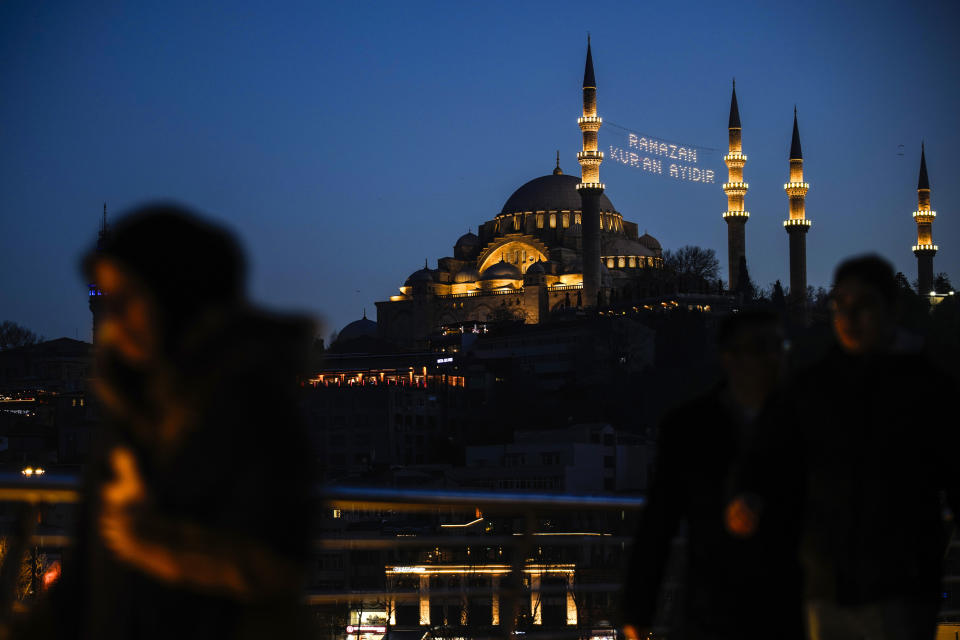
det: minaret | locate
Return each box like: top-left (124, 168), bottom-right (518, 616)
top-left (576, 36), bottom-right (604, 307)
top-left (722, 80), bottom-right (749, 292)
top-left (89, 203), bottom-right (110, 340)
top-left (912, 143), bottom-right (937, 295)
top-left (783, 108), bottom-right (811, 303)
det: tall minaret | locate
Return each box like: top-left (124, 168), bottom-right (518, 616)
top-left (576, 36), bottom-right (604, 307)
top-left (722, 80), bottom-right (749, 292)
top-left (912, 143), bottom-right (937, 295)
top-left (783, 107), bottom-right (811, 303)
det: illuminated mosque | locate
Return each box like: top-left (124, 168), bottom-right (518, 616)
top-left (375, 40), bottom-right (670, 346)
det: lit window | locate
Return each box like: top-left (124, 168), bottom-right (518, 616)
top-left (618, 257), bottom-right (625, 268)
top-left (333, 509), bottom-right (342, 519)
top-left (549, 213), bottom-right (556, 229)
top-left (562, 213), bottom-right (570, 228)
top-left (536, 213), bottom-right (544, 229)
top-left (575, 213), bottom-right (582, 225)
top-left (629, 257), bottom-right (636, 268)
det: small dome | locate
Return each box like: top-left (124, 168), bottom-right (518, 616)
top-left (526, 260), bottom-right (546, 275)
top-left (404, 266), bottom-right (434, 286)
top-left (338, 315), bottom-right (378, 342)
top-left (638, 232), bottom-right (661, 251)
top-left (480, 259), bottom-right (522, 281)
top-left (453, 265), bottom-right (480, 283)
top-left (455, 231), bottom-right (479, 247)
top-left (454, 231), bottom-right (481, 260)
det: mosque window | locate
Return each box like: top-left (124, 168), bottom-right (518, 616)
top-left (606, 258), bottom-right (614, 269)
top-left (628, 257), bottom-right (636, 268)
top-left (618, 257), bottom-right (625, 268)
top-left (536, 213), bottom-right (544, 229)
top-left (562, 212), bottom-right (570, 228)
top-left (513, 215), bottom-right (520, 231)
top-left (575, 213), bottom-right (582, 225)
top-left (549, 213), bottom-right (556, 229)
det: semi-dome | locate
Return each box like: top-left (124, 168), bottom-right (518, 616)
top-left (338, 314), bottom-right (378, 342)
top-left (500, 174), bottom-right (616, 215)
top-left (603, 237), bottom-right (655, 257)
top-left (480, 259), bottom-right (522, 281)
top-left (453, 265), bottom-right (480, 283)
top-left (638, 232), bottom-right (661, 251)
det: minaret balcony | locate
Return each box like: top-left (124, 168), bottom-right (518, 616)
top-left (577, 150), bottom-right (604, 161)
top-left (912, 210), bottom-right (936, 220)
top-left (722, 211), bottom-right (750, 220)
top-left (723, 153), bottom-right (746, 167)
top-left (783, 219), bottom-right (812, 228)
top-left (578, 116), bottom-right (602, 132)
top-left (784, 182), bottom-right (809, 196)
top-left (722, 181), bottom-right (748, 192)
top-left (912, 244), bottom-right (938, 252)
top-left (576, 182), bottom-right (606, 191)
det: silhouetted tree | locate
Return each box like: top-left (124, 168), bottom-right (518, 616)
top-left (771, 280), bottom-right (786, 311)
top-left (0, 321), bottom-right (40, 350)
top-left (934, 272), bottom-right (954, 294)
top-left (664, 246), bottom-right (719, 292)
top-left (894, 272), bottom-right (912, 292)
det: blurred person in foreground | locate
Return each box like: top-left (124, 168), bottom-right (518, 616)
top-left (621, 309), bottom-right (804, 640)
top-left (27, 204), bottom-right (316, 639)
top-left (727, 255), bottom-right (959, 640)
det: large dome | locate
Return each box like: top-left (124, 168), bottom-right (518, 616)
top-left (501, 174), bottom-right (616, 215)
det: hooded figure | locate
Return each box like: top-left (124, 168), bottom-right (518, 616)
top-left (28, 204), bottom-right (316, 639)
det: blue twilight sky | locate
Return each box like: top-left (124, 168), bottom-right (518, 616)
top-left (1, 0), bottom-right (958, 342)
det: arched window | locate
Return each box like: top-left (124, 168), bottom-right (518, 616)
top-left (606, 258), bottom-right (614, 269)
top-left (574, 213), bottom-right (582, 225)
top-left (549, 213), bottom-right (556, 229)
top-left (562, 212), bottom-right (570, 228)
top-left (618, 257), bottom-right (625, 268)
top-left (628, 257), bottom-right (636, 268)
top-left (536, 213), bottom-right (544, 229)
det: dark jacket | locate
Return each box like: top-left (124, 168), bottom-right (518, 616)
top-left (739, 346), bottom-right (959, 606)
top-left (35, 309), bottom-right (315, 639)
top-left (621, 385), bottom-right (804, 639)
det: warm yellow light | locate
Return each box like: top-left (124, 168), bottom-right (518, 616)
top-left (783, 219), bottom-right (812, 227)
top-left (912, 244), bottom-right (938, 251)
top-left (21, 467), bottom-right (33, 476)
top-left (912, 211), bottom-right (937, 219)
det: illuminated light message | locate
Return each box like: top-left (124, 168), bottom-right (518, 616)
top-left (605, 122), bottom-right (718, 185)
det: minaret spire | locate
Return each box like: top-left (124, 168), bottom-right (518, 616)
top-left (790, 106), bottom-right (803, 160)
top-left (553, 150), bottom-right (563, 175)
top-left (583, 34), bottom-right (596, 89)
top-left (784, 108), bottom-right (811, 306)
top-left (576, 37), bottom-right (604, 307)
top-left (912, 142), bottom-right (937, 295)
top-left (723, 79), bottom-right (749, 292)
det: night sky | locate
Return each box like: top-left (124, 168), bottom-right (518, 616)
top-left (2, 1), bottom-right (958, 342)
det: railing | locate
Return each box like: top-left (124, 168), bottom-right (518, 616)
top-left (1, 475), bottom-right (958, 638)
